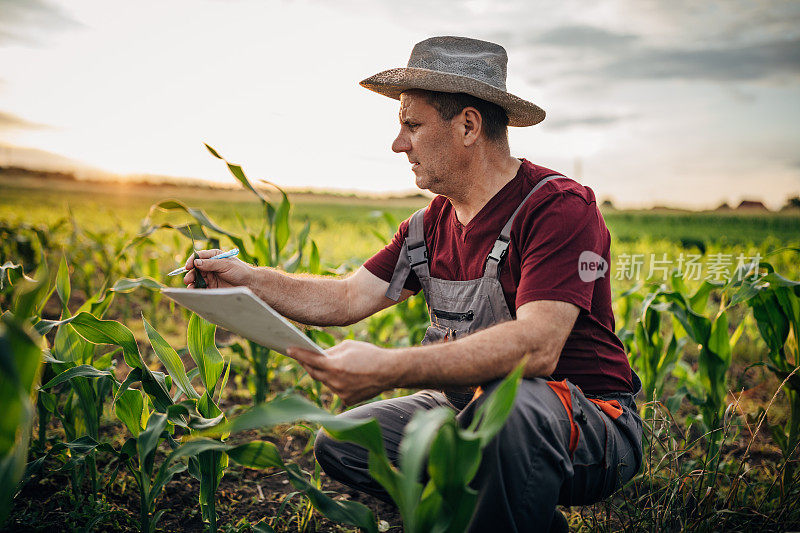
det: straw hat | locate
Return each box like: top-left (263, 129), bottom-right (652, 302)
top-left (360, 36), bottom-right (545, 127)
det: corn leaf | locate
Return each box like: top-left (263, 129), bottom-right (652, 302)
top-left (142, 315), bottom-right (200, 400)
top-left (115, 389), bottom-right (145, 437)
top-left (187, 314), bottom-right (224, 396)
top-left (40, 364), bottom-right (116, 390)
top-left (55, 257), bottom-right (70, 313)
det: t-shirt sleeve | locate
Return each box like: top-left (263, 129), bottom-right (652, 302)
top-left (363, 217), bottom-right (423, 293)
top-left (514, 192), bottom-right (606, 313)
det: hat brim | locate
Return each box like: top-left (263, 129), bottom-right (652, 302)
top-left (360, 67), bottom-right (545, 127)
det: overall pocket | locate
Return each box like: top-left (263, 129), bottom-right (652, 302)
top-left (548, 380), bottom-right (611, 506)
top-left (431, 308), bottom-right (475, 322)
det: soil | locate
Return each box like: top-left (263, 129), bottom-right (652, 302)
top-left (2, 426), bottom-right (402, 533)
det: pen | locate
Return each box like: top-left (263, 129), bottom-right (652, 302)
top-left (168, 248), bottom-right (240, 276)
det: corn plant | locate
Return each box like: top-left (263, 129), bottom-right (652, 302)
top-left (46, 310), bottom-right (378, 531)
top-left (0, 310), bottom-right (44, 526)
top-left (206, 144), bottom-right (324, 405)
top-left (620, 285), bottom-right (687, 417)
top-left (142, 312), bottom-right (231, 531)
top-left (214, 360), bottom-right (525, 532)
top-left (134, 145), bottom-right (324, 406)
top-left (727, 258), bottom-right (800, 488)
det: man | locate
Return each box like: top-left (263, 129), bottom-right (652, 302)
top-left (184, 36), bottom-right (642, 532)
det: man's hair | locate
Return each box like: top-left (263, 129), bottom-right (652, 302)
top-left (420, 90), bottom-right (509, 143)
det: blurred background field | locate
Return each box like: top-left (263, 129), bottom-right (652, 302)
top-left (4, 168), bottom-right (800, 267)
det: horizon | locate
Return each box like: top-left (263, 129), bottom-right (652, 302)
top-left (0, 1), bottom-right (798, 210)
top-left (5, 164), bottom-right (795, 212)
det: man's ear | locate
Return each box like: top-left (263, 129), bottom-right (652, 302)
top-left (460, 107), bottom-right (482, 147)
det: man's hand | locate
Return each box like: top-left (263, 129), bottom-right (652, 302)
top-left (287, 340), bottom-right (397, 405)
top-left (183, 248), bottom-right (255, 289)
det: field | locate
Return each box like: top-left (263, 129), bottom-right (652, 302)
top-left (2, 166), bottom-right (800, 532)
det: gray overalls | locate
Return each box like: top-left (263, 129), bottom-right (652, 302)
top-left (313, 175), bottom-right (644, 531)
top-left (384, 174), bottom-right (563, 409)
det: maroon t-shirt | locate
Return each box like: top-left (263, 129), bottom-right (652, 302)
top-left (364, 159), bottom-right (633, 394)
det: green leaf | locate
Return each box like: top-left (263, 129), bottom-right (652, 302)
top-left (40, 364), bottom-right (116, 390)
top-left (253, 521), bottom-right (276, 533)
top-left (187, 314), bottom-right (224, 395)
top-left (142, 316), bottom-right (200, 400)
top-left (229, 163), bottom-right (268, 203)
top-left (66, 312), bottom-right (172, 412)
top-left (0, 314), bottom-right (43, 524)
top-left (139, 412), bottom-right (168, 476)
top-left (110, 277), bottom-right (163, 293)
top-left (283, 462), bottom-right (377, 533)
top-left (226, 440), bottom-right (283, 469)
top-left (689, 281), bottom-right (719, 314)
top-left (428, 423), bottom-right (481, 502)
top-left (148, 461), bottom-right (187, 512)
top-left (204, 143), bottom-right (222, 159)
top-left (216, 357), bottom-right (230, 404)
top-left (197, 391), bottom-right (222, 420)
top-left (204, 145), bottom-right (268, 203)
top-left (273, 191), bottom-right (291, 256)
top-left (161, 435), bottom-right (378, 532)
top-left (467, 360), bottom-right (525, 447)
top-left (12, 266), bottom-right (53, 320)
top-left (115, 389), bottom-right (145, 437)
top-left (68, 312), bottom-right (141, 369)
top-left (53, 321), bottom-right (94, 364)
top-left (219, 395), bottom-right (384, 454)
top-left (56, 257), bottom-right (70, 313)
top-left (0, 261), bottom-right (34, 290)
top-left (309, 241), bottom-right (320, 274)
top-left (396, 407), bottom-right (453, 516)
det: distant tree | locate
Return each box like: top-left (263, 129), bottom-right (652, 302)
top-left (783, 195), bottom-right (800, 210)
top-left (600, 199), bottom-right (615, 210)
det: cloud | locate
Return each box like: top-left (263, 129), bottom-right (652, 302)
top-left (0, 110), bottom-right (49, 131)
top-left (533, 25), bottom-right (638, 50)
top-left (0, 0), bottom-right (82, 46)
top-left (543, 113), bottom-right (635, 131)
top-left (603, 37), bottom-right (800, 81)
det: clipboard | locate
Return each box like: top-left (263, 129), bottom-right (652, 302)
top-left (161, 287), bottom-right (326, 356)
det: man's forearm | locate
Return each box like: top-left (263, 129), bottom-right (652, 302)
top-left (389, 300), bottom-right (579, 390)
top-left (248, 267), bottom-right (350, 326)
top-left (287, 301), bottom-right (578, 406)
top-left (392, 319), bottom-right (560, 389)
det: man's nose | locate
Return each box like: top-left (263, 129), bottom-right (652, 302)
top-left (392, 130), bottom-right (410, 153)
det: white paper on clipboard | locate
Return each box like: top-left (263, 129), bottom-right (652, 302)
top-left (161, 286), bottom-right (326, 356)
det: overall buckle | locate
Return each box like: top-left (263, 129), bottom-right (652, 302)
top-left (408, 241), bottom-right (428, 267)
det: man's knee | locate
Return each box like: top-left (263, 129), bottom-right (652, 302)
top-left (313, 428), bottom-right (337, 472)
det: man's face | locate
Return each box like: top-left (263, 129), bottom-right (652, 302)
top-left (392, 91), bottom-right (462, 194)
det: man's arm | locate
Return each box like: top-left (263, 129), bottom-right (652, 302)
top-left (184, 250), bottom-right (413, 326)
top-left (288, 299), bottom-right (579, 405)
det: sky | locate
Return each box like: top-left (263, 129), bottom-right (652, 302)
top-left (0, 0), bottom-right (798, 209)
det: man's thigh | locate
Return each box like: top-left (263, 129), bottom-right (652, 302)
top-left (546, 380), bottom-right (643, 506)
top-left (459, 378), bottom-right (642, 508)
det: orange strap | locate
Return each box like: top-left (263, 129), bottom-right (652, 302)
top-left (547, 380), bottom-right (580, 458)
top-left (588, 398), bottom-right (623, 420)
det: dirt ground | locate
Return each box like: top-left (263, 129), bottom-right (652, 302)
top-left (3, 426), bottom-right (403, 533)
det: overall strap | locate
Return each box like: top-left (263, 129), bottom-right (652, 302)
top-left (385, 208), bottom-right (428, 301)
top-left (484, 174), bottom-right (564, 279)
